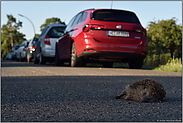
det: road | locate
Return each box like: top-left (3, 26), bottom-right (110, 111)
top-left (1, 60), bottom-right (182, 122)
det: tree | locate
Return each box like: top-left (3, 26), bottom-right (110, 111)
top-left (35, 34), bottom-right (40, 38)
top-left (147, 17), bottom-right (182, 61)
top-left (1, 14), bottom-right (26, 59)
top-left (40, 17), bottom-right (66, 31)
top-left (7, 14), bottom-right (16, 50)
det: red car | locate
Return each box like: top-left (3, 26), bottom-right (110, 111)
top-left (55, 9), bottom-right (147, 69)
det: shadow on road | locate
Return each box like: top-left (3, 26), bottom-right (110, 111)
top-left (1, 60), bottom-right (118, 68)
top-left (1, 60), bottom-right (71, 68)
top-left (0, 60), bottom-right (158, 70)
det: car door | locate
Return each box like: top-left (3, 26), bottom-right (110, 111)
top-left (39, 26), bottom-right (50, 50)
top-left (17, 41), bottom-right (24, 58)
top-left (20, 41), bottom-right (26, 58)
top-left (35, 26), bottom-right (49, 57)
top-left (58, 15), bottom-right (77, 59)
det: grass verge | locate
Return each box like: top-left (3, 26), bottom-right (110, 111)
top-left (153, 58), bottom-right (182, 72)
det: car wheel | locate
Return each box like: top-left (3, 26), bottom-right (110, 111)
top-left (71, 42), bottom-right (83, 67)
top-left (55, 48), bottom-right (64, 66)
top-left (39, 53), bottom-right (46, 64)
top-left (16, 57), bottom-right (19, 61)
top-left (24, 56), bottom-right (27, 62)
top-left (34, 54), bottom-right (39, 64)
top-left (128, 58), bottom-right (143, 69)
top-left (20, 53), bottom-right (23, 62)
top-left (102, 62), bottom-right (113, 68)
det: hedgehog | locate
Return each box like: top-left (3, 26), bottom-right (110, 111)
top-left (115, 78), bottom-right (166, 102)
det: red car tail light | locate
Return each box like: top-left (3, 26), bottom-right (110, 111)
top-left (91, 25), bottom-right (104, 29)
top-left (83, 24), bottom-right (92, 32)
top-left (44, 35), bottom-right (51, 45)
top-left (23, 47), bottom-right (26, 51)
top-left (29, 46), bottom-right (35, 51)
top-left (139, 41), bottom-right (143, 45)
top-left (83, 24), bottom-right (104, 32)
top-left (134, 28), bottom-right (147, 36)
top-left (32, 46), bottom-right (35, 50)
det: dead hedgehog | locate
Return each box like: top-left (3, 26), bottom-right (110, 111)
top-left (115, 78), bottom-right (166, 102)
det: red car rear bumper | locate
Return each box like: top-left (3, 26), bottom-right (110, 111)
top-left (75, 34), bottom-right (147, 61)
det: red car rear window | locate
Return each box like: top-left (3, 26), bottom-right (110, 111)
top-left (91, 10), bottom-right (140, 24)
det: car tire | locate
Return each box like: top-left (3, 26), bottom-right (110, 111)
top-left (39, 53), bottom-right (46, 64)
top-left (16, 57), bottom-right (19, 61)
top-left (55, 48), bottom-right (64, 66)
top-left (71, 42), bottom-right (83, 67)
top-left (128, 58), bottom-right (143, 69)
top-left (20, 54), bottom-right (23, 62)
top-left (24, 55), bottom-right (27, 62)
top-left (34, 54), bottom-right (39, 64)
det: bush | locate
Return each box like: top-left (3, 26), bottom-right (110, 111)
top-left (143, 53), bottom-right (171, 68)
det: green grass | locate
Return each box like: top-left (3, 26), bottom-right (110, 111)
top-left (153, 58), bottom-right (182, 72)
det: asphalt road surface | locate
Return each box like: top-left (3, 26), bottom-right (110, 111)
top-left (1, 60), bottom-right (182, 122)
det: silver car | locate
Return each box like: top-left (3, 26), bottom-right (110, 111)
top-left (34, 24), bottom-right (66, 64)
top-left (12, 44), bottom-right (20, 60)
top-left (16, 40), bottom-right (29, 61)
top-left (6, 52), bottom-right (13, 60)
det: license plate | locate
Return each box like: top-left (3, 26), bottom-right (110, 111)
top-left (107, 31), bottom-right (129, 37)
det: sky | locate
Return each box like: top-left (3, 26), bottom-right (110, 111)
top-left (1, 1), bottom-right (182, 40)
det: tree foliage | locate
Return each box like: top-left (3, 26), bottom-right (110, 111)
top-left (1, 14), bottom-right (26, 59)
top-left (40, 17), bottom-right (66, 31)
top-left (34, 34), bottom-right (40, 38)
top-left (147, 17), bottom-right (182, 61)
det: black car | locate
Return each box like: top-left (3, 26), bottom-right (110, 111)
top-left (26, 38), bottom-right (38, 63)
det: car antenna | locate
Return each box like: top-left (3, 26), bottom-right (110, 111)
top-left (110, 1), bottom-right (113, 9)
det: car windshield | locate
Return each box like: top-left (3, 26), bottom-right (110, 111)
top-left (92, 10), bottom-right (140, 24)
